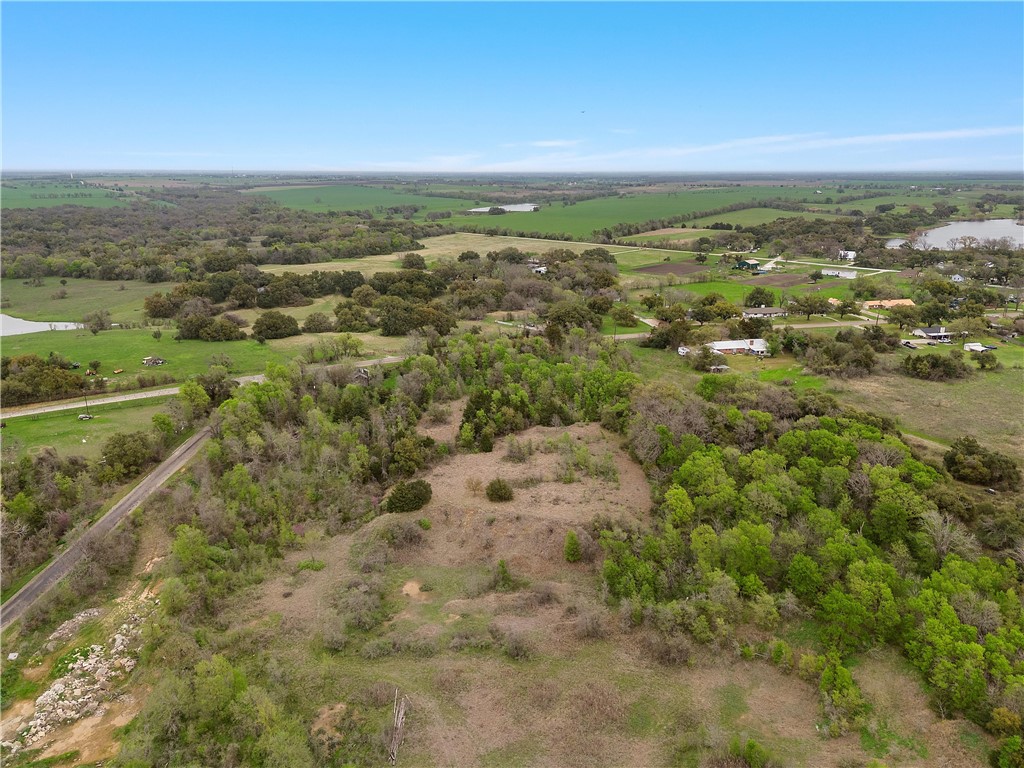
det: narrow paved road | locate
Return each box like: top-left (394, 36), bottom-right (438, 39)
top-left (0, 355), bottom-right (409, 629)
top-left (2, 357), bottom-right (406, 419)
top-left (0, 427), bottom-right (212, 630)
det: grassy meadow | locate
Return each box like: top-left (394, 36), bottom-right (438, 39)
top-left (1, 277), bottom-right (165, 324)
top-left (2, 327), bottom-right (293, 383)
top-left (253, 184), bottom-right (842, 239)
top-left (3, 397), bottom-right (174, 460)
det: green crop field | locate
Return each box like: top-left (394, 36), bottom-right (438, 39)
top-left (253, 184), bottom-right (842, 239)
top-left (620, 228), bottom-right (715, 244)
top-left (1, 277), bottom-right (163, 324)
top-left (244, 184), bottom-right (483, 215)
top-left (2, 327), bottom-right (292, 383)
top-left (3, 397), bottom-right (174, 459)
top-left (688, 207), bottom-right (844, 227)
top-left (440, 186), bottom-right (838, 238)
top-left (0, 182), bottom-right (131, 209)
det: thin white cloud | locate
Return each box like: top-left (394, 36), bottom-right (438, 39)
top-left (609, 128), bottom-right (636, 135)
top-left (759, 126), bottom-right (1024, 153)
top-left (529, 139), bottom-right (581, 148)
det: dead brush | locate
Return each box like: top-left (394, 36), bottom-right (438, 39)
top-left (575, 610), bottom-right (607, 640)
top-left (573, 682), bottom-right (626, 727)
top-left (433, 666), bottom-right (468, 695)
top-left (358, 680), bottom-right (397, 708)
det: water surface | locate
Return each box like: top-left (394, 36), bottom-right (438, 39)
top-left (0, 314), bottom-right (84, 336)
top-left (886, 219), bottom-right (1023, 249)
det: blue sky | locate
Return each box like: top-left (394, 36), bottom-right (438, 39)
top-left (2, 2), bottom-right (1022, 172)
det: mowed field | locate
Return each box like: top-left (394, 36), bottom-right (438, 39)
top-left (688, 207), bottom-right (845, 227)
top-left (253, 184), bottom-right (840, 239)
top-left (3, 397), bottom-right (174, 459)
top-left (1, 278), bottom-right (165, 324)
top-left (440, 186), bottom-right (836, 238)
top-left (258, 234), bottom-right (650, 275)
top-left (0, 182), bottom-right (131, 209)
top-left (2, 328), bottom-right (293, 384)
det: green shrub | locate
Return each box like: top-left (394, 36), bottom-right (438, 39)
top-left (296, 558), bottom-right (326, 572)
top-left (486, 478), bottom-right (514, 502)
top-left (564, 530), bottom-right (582, 563)
top-left (383, 480), bottom-right (432, 513)
top-left (417, 518), bottom-right (432, 530)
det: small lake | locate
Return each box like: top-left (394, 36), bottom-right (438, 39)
top-left (1, 314), bottom-right (83, 336)
top-left (886, 218), bottom-right (1024, 250)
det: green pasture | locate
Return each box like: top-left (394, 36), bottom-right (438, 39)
top-left (613, 248), bottom-right (703, 272)
top-left (244, 184), bottom-right (482, 215)
top-left (0, 182), bottom-right (131, 209)
top-left (599, 314), bottom-right (649, 336)
top-left (1, 277), bottom-right (163, 324)
top-left (440, 186), bottom-right (838, 238)
top-left (688, 208), bottom-right (843, 227)
top-left (835, 357), bottom-right (1024, 457)
top-left (2, 327), bottom-right (292, 382)
top-left (259, 251), bottom-right (408, 276)
top-left (621, 229), bottom-right (716, 244)
top-left (3, 397), bottom-right (174, 460)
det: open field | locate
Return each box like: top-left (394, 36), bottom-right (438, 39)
top-left (3, 397), bottom-right (173, 460)
top-left (832, 349), bottom-right (1024, 456)
top-left (1, 327), bottom-right (293, 384)
top-left (0, 182), bottom-right (131, 209)
top-left (688, 207), bottom-right (844, 227)
top-left (440, 186), bottom-right (842, 238)
top-left (635, 261), bottom-right (709, 277)
top-left (618, 228), bottom-right (716, 244)
top-left (259, 252), bottom-right (409, 276)
top-left (244, 184), bottom-right (482, 215)
top-left (254, 184), bottom-right (846, 239)
top-left (1, 277), bottom-right (165, 324)
top-left (256, 234), bottom-right (645, 277)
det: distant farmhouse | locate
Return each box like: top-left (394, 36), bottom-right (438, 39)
top-left (468, 203), bottom-right (540, 213)
top-left (950, 274), bottom-right (967, 283)
top-left (737, 259), bottom-right (760, 270)
top-left (741, 306), bottom-right (789, 319)
top-left (913, 326), bottom-right (954, 343)
top-left (838, 250), bottom-right (857, 261)
top-left (821, 268), bottom-right (858, 280)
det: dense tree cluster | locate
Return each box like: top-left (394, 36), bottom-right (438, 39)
top-left (601, 375), bottom-right (1024, 737)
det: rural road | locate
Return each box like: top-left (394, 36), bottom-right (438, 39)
top-left (0, 354), bottom-right (407, 629)
top-left (0, 427), bottom-right (212, 631)
top-left (2, 357), bottom-right (407, 419)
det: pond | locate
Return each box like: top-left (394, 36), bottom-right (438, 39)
top-left (0, 313), bottom-right (83, 336)
top-left (886, 218), bottom-right (1024, 250)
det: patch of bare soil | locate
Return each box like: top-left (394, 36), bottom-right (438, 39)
top-left (254, 533), bottom-right (356, 627)
top-left (402, 581), bottom-right (429, 601)
top-left (418, 395), bottom-right (468, 445)
top-left (411, 423), bottom-right (649, 580)
top-left (636, 261), bottom-right (708, 276)
top-left (744, 272), bottom-right (810, 287)
top-left (0, 700), bottom-right (34, 741)
top-left (37, 693), bottom-right (141, 763)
